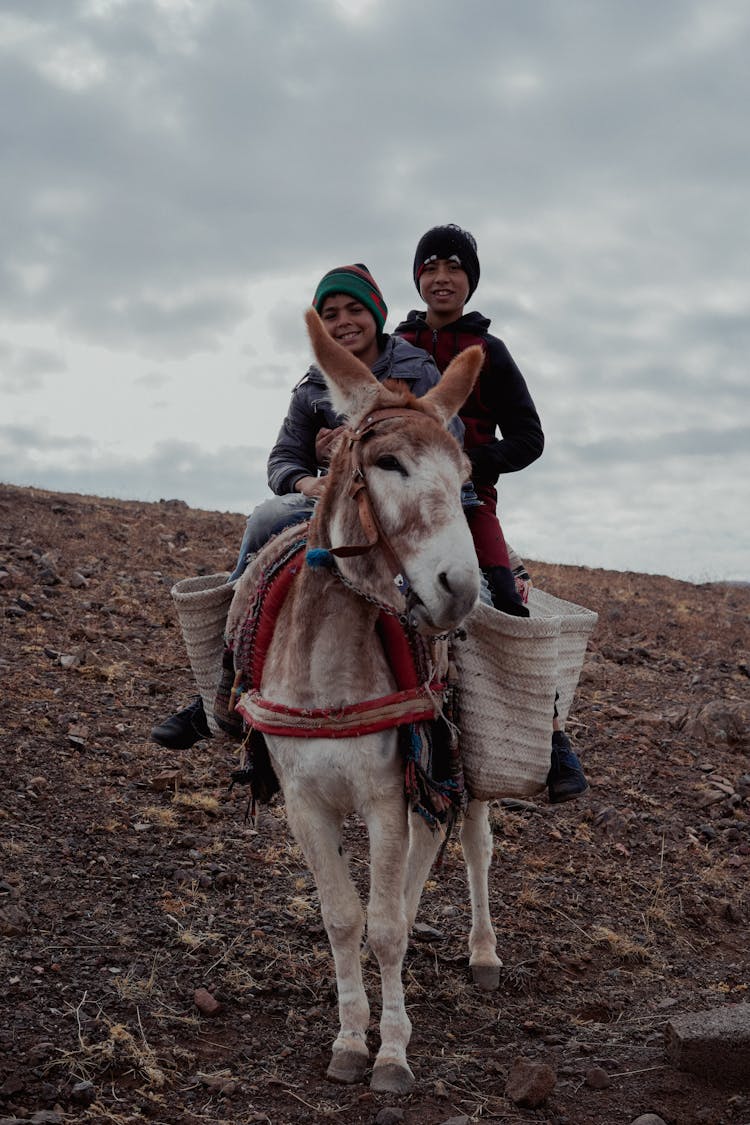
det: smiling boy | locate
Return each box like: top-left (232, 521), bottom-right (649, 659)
top-left (396, 224), bottom-right (588, 802)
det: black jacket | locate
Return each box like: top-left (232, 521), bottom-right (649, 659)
top-left (395, 310), bottom-right (544, 487)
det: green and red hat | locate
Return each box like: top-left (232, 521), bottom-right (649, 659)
top-left (313, 263), bottom-right (388, 332)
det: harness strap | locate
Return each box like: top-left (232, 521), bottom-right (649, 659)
top-left (234, 536), bottom-right (446, 739)
top-left (236, 684), bottom-right (443, 739)
top-left (327, 408), bottom-right (415, 593)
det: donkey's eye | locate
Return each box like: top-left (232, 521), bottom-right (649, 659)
top-left (375, 455), bottom-right (407, 476)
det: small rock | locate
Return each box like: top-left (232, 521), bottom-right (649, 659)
top-left (150, 769), bottom-right (183, 792)
top-left (412, 923), bottom-right (444, 942)
top-left (665, 1004), bottom-right (750, 1082)
top-left (505, 1056), bottom-right (557, 1108)
top-left (71, 1080), bottom-right (96, 1106)
top-left (0, 903), bottom-right (31, 936)
top-left (0, 1075), bottom-right (25, 1096)
top-left (585, 1065), bottom-right (611, 1089)
top-left (194, 987), bottom-right (222, 1017)
top-left (630, 1116), bottom-right (668, 1125)
top-left (440, 1117), bottom-right (470, 1125)
top-left (70, 572), bottom-right (89, 588)
top-left (375, 1109), bottom-right (404, 1125)
top-left (499, 797), bottom-right (540, 813)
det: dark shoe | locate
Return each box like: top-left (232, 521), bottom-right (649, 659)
top-left (151, 696), bottom-right (211, 749)
top-left (483, 565), bottom-right (530, 617)
top-left (547, 730), bottom-right (589, 803)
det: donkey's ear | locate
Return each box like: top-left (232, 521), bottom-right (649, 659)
top-left (420, 345), bottom-right (484, 426)
top-left (305, 308), bottom-right (381, 420)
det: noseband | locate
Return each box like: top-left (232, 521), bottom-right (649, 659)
top-left (328, 407), bottom-right (417, 599)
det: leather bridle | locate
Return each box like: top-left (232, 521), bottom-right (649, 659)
top-left (328, 407), bottom-right (417, 599)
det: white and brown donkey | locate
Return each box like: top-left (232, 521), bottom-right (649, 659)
top-left (228, 309), bottom-right (501, 1094)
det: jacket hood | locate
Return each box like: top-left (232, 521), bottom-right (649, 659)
top-left (395, 309), bottom-right (492, 336)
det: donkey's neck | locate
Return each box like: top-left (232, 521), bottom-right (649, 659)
top-left (261, 567), bottom-right (396, 711)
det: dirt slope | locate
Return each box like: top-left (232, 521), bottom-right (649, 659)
top-left (1, 482), bottom-right (748, 1125)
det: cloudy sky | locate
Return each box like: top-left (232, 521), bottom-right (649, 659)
top-left (2, 0), bottom-right (748, 583)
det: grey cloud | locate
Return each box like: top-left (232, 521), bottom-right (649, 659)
top-left (0, 424), bottom-right (268, 515)
top-left (545, 424), bottom-right (750, 465)
top-left (0, 341), bottom-right (67, 391)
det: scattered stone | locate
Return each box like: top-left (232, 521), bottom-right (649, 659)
top-left (505, 1056), bottom-right (557, 1108)
top-left (194, 987), bottom-right (222, 1017)
top-left (412, 923), bottom-right (444, 942)
top-left (70, 1080), bottom-right (96, 1106)
top-left (685, 700), bottom-right (749, 749)
top-left (665, 1004), bottom-right (750, 1083)
top-left (70, 571), bottom-right (89, 588)
top-left (67, 724), bottom-right (89, 746)
top-left (0, 903), bottom-right (30, 937)
top-left (630, 1116), bottom-right (668, 1125)
top-left (150, 769), bottom-right (183, 792)
top-left (585, 1065), bottom-right (611, 1089)
top-left (38, 566), bottom-right (61, 586)
top-left (499, 798), bottom-right (540, 813)
top-left (199, 1073), bottom-right (237, 1096)
top-left (375, 1109), bottom-right (404, 1125)
top-left (440, 1117), bottom-right (470, 1125)
top-left (59, 652), bottom-right (84, 670)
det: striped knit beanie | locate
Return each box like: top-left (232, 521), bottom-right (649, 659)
top-left (313, 263), bottom-right (388, 332)
top-left (413, 224), bottom-right (480, 299)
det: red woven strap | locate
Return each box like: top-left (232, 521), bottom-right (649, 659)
top-left (246, 543), bottom-right (306, 690)
top-left (236, 683), bottom-right (444, 739)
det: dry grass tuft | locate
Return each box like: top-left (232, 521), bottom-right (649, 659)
top-left (591, 925), bottom-right (651, 963)
top-left (141, 805), bottom-right (178, 827)
top-left (173, 792), bottom-right (220, 815)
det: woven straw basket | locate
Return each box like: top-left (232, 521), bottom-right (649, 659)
top-left (170, 573), bottom-right (234, 735)
top-left (455, 588), bottom-right (598, 801)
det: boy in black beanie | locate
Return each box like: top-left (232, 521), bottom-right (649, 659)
top-left (396, 224), bottom-right (588, 803)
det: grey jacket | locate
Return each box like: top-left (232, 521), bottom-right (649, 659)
top-left (267, 335), bottom-right (464, 495)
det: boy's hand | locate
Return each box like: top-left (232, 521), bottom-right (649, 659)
top-left (295, 475), bottom-right (328, 499)
top-left (315, 426), bottom-right (345, 466)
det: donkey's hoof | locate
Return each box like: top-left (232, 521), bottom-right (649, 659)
top-left (471, 962), bottom-right (501, 991)
top-left (327, 1048), bottom-right (369, 1085)
top-left (371, 1061), bottom-right (415, 1094)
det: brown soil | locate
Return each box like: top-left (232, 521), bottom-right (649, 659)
top-left (1, 482), bottom-right (749, 1125)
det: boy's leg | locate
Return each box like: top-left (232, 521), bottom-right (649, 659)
top-left (464, 485), bottom-right (528, 617)
top-left (228, 494), bottom-right (314, 581)
top-left (153, 494), bottom-right (315, 749)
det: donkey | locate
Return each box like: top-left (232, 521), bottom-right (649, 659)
top-left (228, 309), bottom-right (501, 1094)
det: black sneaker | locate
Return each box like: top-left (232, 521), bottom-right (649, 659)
top-left (547, 730), bottom-right (589, 803)
top-left (151, 696), bottom-right (211, 750)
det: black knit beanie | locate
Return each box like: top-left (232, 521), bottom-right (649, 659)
top-left (313, 263), bottom-right (388, 332)
top-left (413, 224), bottom-right (480, 299)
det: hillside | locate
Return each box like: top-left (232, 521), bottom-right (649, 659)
top-left (1, 482), bottom-right (748, 1125)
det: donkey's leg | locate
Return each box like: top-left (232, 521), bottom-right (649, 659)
top-left (283, 796), bottom-right (370, 1084)
top-left (460, 798), bottom-right (502, 991)
top-left (403, 811), bottom-right (442, 930)
top-left (364, 799), bottom-right (415, 1094)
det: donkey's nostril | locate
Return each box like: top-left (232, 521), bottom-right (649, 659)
top-left (438, 571), bottom-right (452, 593)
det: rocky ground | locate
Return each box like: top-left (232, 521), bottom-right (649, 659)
top-left (1, 481), bottom-right (749, 1125)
